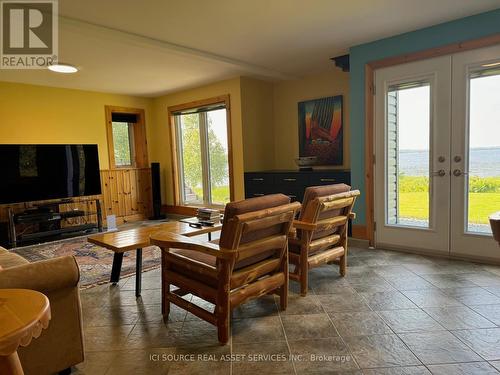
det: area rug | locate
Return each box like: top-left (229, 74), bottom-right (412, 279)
top-left (12, 236), bottom-right (161, 289)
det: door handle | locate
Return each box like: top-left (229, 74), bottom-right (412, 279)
top-left (432, 170), bottom-right (446, 177)
top-left (453, 169), bottom-right (468, 177)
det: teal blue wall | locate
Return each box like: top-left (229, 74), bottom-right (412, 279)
top-left (349, 9), bottom-right (500, 225)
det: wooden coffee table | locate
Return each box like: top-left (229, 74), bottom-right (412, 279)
top-left (88, 221), bottom-right (222, 297)
top-left (0, 289), bottom-right (51, 375)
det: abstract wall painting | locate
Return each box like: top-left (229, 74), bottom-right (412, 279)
top-left (298, 95), bottom-right (343, 165)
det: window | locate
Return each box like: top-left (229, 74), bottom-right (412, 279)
top-left (170, 96), bottom-right (232, 207)
top-left (111, 121), bottom-right (134, 166)
top-left (386, 80), bottom-right (431, 228)
top-left (467, 67), bottom-right (500, 233)
top-left (105, 107), bottom-right (148, 169)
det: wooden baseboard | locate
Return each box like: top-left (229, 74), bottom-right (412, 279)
top-left (351, 225), bottom-right (368, 240)
top-left (163, 205), bottom-right (197, 216)
top-left (103, 213), bottom-right (147, 227)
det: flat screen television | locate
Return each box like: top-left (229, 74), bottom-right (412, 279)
top-left (0, 144), bottom-right (101, 204)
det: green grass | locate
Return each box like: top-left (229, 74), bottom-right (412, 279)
top-left (193, 185), bottom-right (230, 205)
top-left (399, 176), bottom-right (500, 224)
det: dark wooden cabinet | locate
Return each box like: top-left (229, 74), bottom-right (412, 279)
top-left (244, 169), bottom-right (352, 236)
top-left (244, 169), bottom-right (351, 202)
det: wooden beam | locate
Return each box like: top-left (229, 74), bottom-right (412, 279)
top-left (308, 246), bottom-right (345, 268)
top-left (230, 273), bottom-right (284, 308)
top-left (167, 292), bottom-right (217, 325)
top-left (231, 258), bottom-right (280, 288)
top-left (166, 271), bottom-right (217, 303)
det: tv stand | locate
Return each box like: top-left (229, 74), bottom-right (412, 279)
top-left (7, 198), bottom-right (103, 248)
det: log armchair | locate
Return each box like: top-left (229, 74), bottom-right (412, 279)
top-left (150, 194), bottom-right (301, 344)
top-left (289, 184), bottom-right (360, 296)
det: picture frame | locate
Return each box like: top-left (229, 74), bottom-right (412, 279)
top-left (298, 95), bottom-right (343, 165)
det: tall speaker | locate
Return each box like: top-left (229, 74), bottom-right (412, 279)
top-left (150, 162), bottom-right (166, 220)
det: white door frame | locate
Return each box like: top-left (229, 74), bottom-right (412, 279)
top-left (450, 44), bottom-right (500, 261)
top-left (374, 56), bottom-right (452, 254)
top-left (364, 35), bottom-right (500, 248)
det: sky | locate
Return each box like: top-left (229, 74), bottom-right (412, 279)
top-left (208, 108), bottom-right (228, 150)
top-left (397, 73), bottom-right (500, 150)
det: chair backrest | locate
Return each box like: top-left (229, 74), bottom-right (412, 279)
top-left (220, 193), bottom-right (291, 248)
top-left (300, 183), bottom-right (351, 221)
top-left (300, 188), bottom-right (360, 242)
top-left (219, 194), bottom-right (300, 269)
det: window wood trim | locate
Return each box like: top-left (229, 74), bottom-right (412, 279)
top-left (105, 106), bottom-right (148, 169)
top-left (167, 94), bottom-right (234, 208)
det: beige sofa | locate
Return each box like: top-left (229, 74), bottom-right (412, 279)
top-left (0, 247), bottom-right (84, 375)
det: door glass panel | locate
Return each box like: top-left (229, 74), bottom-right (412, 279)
top-left (177, 113), bottom-right (203, 205)
top-left (207, 109), bottom-right (230, 205)
top-left (467, 67), bottom-right (500, 233)
top-left (386, 81), bottom-right (431, 227)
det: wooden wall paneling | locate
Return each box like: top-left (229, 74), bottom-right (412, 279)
top-left (98, 168), bottom-right (152, 223)
top-left (133, 169), bottom-right (142, 214)
top-left (0, 168), bottom-right (152, 236)
top-left (109, 170), bottom-right (120, 216)
top-left (129, 169), bottom-right (139, 214)
top-left (0, 196), bottom-right (101, 242)
top-left (59, 199), bottom-right (98, 228)
top-left (138, 168), bottom-right (152, 216)
top-left (100, 170), bottom-right (113, 219)
top-left (122, 169), bottom-right (133, 216)
top-left (86, 199), bottom-right (98, 226)
top-left (116, 170), bottom-right (126, 216)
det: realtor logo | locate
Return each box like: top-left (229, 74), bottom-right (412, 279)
top-left (1, 0), bottom-right (58, 69)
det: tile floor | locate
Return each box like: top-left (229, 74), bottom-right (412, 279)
top-left (74, 246), bottom-right (500, 375)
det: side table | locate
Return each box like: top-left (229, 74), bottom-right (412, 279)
top-left (0, 289), bottom-right (51, 375)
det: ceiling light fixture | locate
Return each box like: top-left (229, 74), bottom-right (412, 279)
top-left (48, 63), bottom-right (78, 73)
top-left (482, 62), bottom-right (500, 68)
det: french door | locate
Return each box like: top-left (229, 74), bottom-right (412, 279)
top-left (374, 45), bottom-right (500, 260)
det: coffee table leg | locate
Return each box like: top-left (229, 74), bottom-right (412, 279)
top-left (110, 252), bottom-right (124, 284)
top-left (135, 248), bottom-right (143, 297)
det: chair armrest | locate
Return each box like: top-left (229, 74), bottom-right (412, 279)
top-left (292, 220), bottom-right (317, 231)
top-left (0, 255), bottom-right (79, 293)
top-left (349, 212), bottom-right (356, 220)
top-left (150, 231), bottom-right (234, 259)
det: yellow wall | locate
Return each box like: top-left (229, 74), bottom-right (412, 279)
top-left (0, 81), bottom-right (153, 170)
top-left (150, 77), bottom-right (244, 205)
top-left (272, 69), bottom-right (350, 170)
top-left (0, 69), bottom-right (350, 208)
top-left (240, 77), bottom-right (275, 171)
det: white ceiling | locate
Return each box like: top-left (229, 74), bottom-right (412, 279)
top-left (0, 0), bottom-right (499, 97)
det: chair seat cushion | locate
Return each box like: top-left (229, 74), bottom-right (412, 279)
top-left (289, 241), bottom-right (326, 256)
top-left (171, 247), bottom-right (275, 270)
top-left (300, 184), bottom-right (351, 220)
top-left (219, 194), bottom-right (290, 249)
top-left (171, 248), bottom-right (217, 267)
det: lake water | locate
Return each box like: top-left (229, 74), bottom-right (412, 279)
top-left (400, 147), bottom-right (500, 177)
